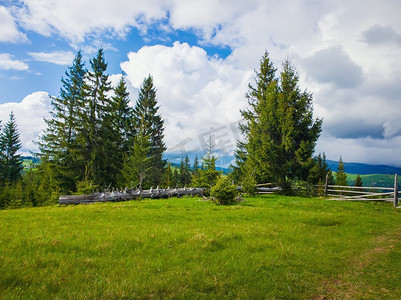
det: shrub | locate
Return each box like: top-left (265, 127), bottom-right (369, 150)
top-left (210, 176), bottom-right (237, 205)
top-left (75, 178), bottom-right (98, 195)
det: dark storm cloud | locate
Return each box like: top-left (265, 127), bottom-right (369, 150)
top-left (363, 25), bottom-right (401, 46)
top-left (325, 120), bottom-right (384, 139)
top-left (303, 46), bottom-right (364, 89)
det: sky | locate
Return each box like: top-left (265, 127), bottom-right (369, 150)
top-left (0, 0), bottom-right (401, 167)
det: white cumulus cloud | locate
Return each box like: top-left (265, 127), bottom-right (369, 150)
top-left (0, 92), bottom-right (51, 154)
top-left (121, 42), bottom-right (251, 153)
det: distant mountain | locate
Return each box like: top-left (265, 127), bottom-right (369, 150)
top-left (327, 160), bottom-right (401, 175)
top-left (165, 152), bottom-right (401, 176)
top-left (23, 153), bottom-right (400, 176)
top-left (164, 151), bottom-right (235, 174)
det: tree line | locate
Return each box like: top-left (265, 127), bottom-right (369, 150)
top-left (0, 50), bottom-right (361, 209)
top-left (0, 49), bottom-right (226, 208)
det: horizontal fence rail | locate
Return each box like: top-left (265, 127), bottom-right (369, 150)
top-left (323, 173), bottom-right (399, 208)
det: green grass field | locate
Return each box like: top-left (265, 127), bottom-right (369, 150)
top-left (347, 173), bottom-right (396, 188)
top-left (1, 196), bottom-right (400, 299)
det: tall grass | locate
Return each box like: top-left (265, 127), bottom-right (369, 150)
top-left (0, 195), bottom-right (400, 299)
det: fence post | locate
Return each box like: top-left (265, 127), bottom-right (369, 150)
top-left (324, 173), bottom-right (329, 197)
top-left (394, 173), bottom-right (398, 207)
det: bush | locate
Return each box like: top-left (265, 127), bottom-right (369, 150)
top-left (75, 178), bottom-right (98, 195)
top-left (210, 176), bottom-right (237, 205)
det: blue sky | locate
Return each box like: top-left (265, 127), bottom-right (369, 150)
top-left (1, 0), bottom-right (401, 166)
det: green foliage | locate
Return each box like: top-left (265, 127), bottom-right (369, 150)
top-left (192, 153), bottom-right (221, 191)
top-left (335, 157), bottom-right (348, 186)
top-left (192, 155), bottom-right (199, 177)
top-left (210, 176), bottom-right (237, 205)
top-left (234, 52), bottom-right (322, 194)
top-left (241, 165), bottom-right (256, 196)
top-left (354, 174), bottom-right (363, 187)
top-left (75, 178), bottom-right (98, 195)
top-left (0, 162), bottom-right (60, 209)
top-left (308, 153), bottom-right (331, 185)
top-left (162, 162), bottom-right (174, 188)
top-left (37, 50), bottom-right (167, 194)
top-left (119, 132), bottom-right (151, 189)
top-left (133, 75), bottom-right (166, 187)
top-left (39, 51), bottom-right (86, 193)
top-left (0, 112), bottom-right (23, 184)
top-left (179, 155), bottom-right (191, 187)
top-left (79, 48), bottom-right (113, 186)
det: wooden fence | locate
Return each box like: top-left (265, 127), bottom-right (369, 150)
top-left (323, 173), bottom-right (400, 208)
top-left (59, 187), bottom-right (205, 205)
top-left (59, 174), bottom-right (400, 207)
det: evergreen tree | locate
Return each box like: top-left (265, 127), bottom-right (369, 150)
top-left (39, 51), bottom-right (86, 192)
top-left (162, 162), bottom-right (174, 188)
top-left (179, 155), bottom-right (191, 186)
top-left (308, 153), bottom-right (331, 185)
top-left (192, 139), bottom-right (220, 190)
top-left (105, 75), bottom-right (135, 186)
top-left (0, 112), bottom-right (23, 184)
top-left (193, 155), bottom-right (199, 177)
top-left (133, 75), bottom-right (166, 187)
top-left (354, 174), bottom-right (363, 187)
top-left (234, 52), bottom-right (322, 193)
top-left (335, 157), bottom-right (348, 186)
top-left (231, 140), bottom-right (247, 183)
top-left (173, 168), bottom-right (179, 187)
top-left (78, 48), bottom-right (112, 186)
top-left (119, 130), bottom-right (150, 189)
top-left (110, 75), bottom-right (135, 154)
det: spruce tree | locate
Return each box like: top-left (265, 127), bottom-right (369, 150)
top-left (179, 158), bottom-right (185, 187)
top-left (308, 153), bottom-right (331, 185)
top-left (335, 157), bottom-right (348, 186)
top-left (191, 155), bottom-right (199, 185)
top-left (193, 155), bottom-right (199, 177)
top-left (354, 174), bottom-right (363, 187)
top-left (39, 51), bottom-right (86, 192)
top-left (110, 75), bottom-right (135, 154)
top-left (192, 138), bottom-right (220, 190)
top-left (78, 48), bottom-right (112, 186)
top-left (179, 155), bottom-right (191, 187)
top-left (162, 162), bottom-right (174, 188)
top-left (119, 131), bottom-right (150, 189)
top-left (133, 75), bottom-right (166, 187)
top-left (0, 112), bottom-right (23, 184)
top-left (234, 52), bottom-right (322, 193)
top-left (106, 75), bottom-right (135, 186)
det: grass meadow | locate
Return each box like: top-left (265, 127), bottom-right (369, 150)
top-left (1, 195), bottom-right (401, 299)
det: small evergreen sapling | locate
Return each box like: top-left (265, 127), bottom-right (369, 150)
top-left (210, 176), bottom-right (237, 205)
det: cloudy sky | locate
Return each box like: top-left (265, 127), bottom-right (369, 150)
top-left (0, 0), bottom-right (400, 166)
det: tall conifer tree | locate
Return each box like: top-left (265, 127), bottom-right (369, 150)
top-left (0, 112), bottom-right (23, 183)
top-left (39, 51), bottom-right (86, 192)
top-left (234, 52), bottom-right (322, 193)
top-left (110, 76), bottom-right (135, 154)
top-left (133, 75), bottom-right (166, 187)
top-left (78, 48), bottom-right (112, 186)
top-left (335, 157), bottom-right (348, 186)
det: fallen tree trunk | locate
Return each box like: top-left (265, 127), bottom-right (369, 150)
top-left (59, 187), bottom-right (205, 205)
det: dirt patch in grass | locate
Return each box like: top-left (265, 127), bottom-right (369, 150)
top-left (313, 226), bottom-right (401, 299)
